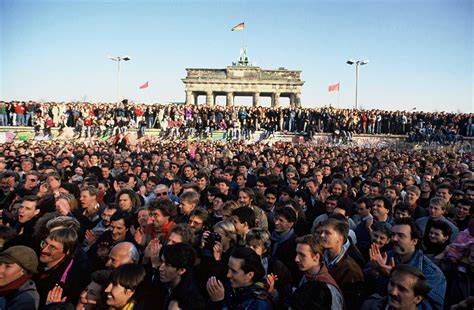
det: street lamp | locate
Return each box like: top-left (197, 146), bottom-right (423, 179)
top-left (108, 55), bottom-right (131, 103)
top-left (346, 59), bottom-right (369, 109)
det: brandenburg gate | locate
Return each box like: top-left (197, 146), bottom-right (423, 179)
top-left (182, 59), bottom-right (304, 107)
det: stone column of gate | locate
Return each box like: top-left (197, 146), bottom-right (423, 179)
top-left (226, 92), bottom-right (234, 107)
top-left (290, 93), bottom-right (295, 108)
top-left (206, 90), bottom-right (213, 106)
top-left (252, 92), bottom-right (261, 129)
top-left (193, 93), bottom-right (199, 105)
top-left (185, 90), bottom-right (194, 105)
top-left (253, 92), bottom-right (260, 107)
top-left (272, 92), bottom-right (281, 108)
top-left (294, 93), bottom-right (301, 107)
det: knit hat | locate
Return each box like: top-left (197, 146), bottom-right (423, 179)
top-left (0, 246), bottom-right (38, 274)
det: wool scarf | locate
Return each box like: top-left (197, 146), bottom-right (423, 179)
top-left (270, 228), bottom-right (294, 256)
top-left (0, 274), bottom-right (31, 296)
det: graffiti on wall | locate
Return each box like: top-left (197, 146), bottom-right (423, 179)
top-left (353, 137), bottom-right (395, 149)
top-left (308, 134), bottom-right (398, 149)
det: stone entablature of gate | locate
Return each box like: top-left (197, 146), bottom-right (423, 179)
top-left (185, 68), bottom-right (302, 81)
top-left (183, 83), bottom-right (302, 90)
top-left (184, 87), bottom-right (301, 93)
top-left (182, 81), bottom-right (303, 86)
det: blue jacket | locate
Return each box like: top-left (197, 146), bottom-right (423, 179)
top-left (212, 282), bottom-right (273, 310)
top-left (365, 249), bottom-right (446, 310)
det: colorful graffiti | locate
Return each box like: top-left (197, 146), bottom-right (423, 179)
top-left (353, 137), bottom-right (396, 149)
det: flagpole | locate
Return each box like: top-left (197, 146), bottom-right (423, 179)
top-left (242, 22), bottom-right (245, 50)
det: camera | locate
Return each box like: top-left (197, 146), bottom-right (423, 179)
top-left (204, 232), bottom-right (221, 250)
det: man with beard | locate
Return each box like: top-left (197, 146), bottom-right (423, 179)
top-left (367, 217), bottom-right (446, 310)
top-left (362, 264), bottom-right (430, 310)
top-left (188, 207), bottom-right (209, 236)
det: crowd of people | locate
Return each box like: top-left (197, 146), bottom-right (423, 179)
top-left (1, 101), bottom-right (473, 141)
top-left (0, 125), bottom-right (473, 309)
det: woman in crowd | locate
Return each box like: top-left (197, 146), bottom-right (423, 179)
top-left (0, 246), bottom-right (39, 309)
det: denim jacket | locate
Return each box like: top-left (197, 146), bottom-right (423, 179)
top-left (365, 249), bottom-right (446, 310)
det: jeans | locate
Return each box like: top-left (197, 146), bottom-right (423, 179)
top-left (467, 124), bottom-right (474, 137)
top-left (0, 113), bottom-right (8, 126)
top-left (16, 113), bottom-right (25, 126)
top-left (25, 112), bottom-right (34, 126)
top-left (147, 117), bottom-right (154, 128)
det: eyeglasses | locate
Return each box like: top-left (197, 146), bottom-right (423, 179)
top-left (27, 178), bottom-right (38, 182)
top-left (40, 240), bottom-right (61, 252)
top-left (155, 192), bottom-right (168, 197)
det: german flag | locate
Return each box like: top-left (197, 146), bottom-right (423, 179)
top-left (231, 22), bottom-right (245, 31)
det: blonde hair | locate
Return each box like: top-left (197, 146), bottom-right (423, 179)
top-left (56, 193), bottom-right (78, 212)
top-left (213, 220), bottom-right (237, 245)
top-left (222, 201), bottom-right (240, 212)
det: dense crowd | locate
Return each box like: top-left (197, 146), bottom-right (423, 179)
top-left (0, 134), bottom-right (473, 310)
top-left (1, 101), bottom-right (473, 141)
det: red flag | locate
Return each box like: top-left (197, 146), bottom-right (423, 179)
top-left (328, 83), bottom-right (340, 92)
top-left (139, 81), bottom-right (148, 89)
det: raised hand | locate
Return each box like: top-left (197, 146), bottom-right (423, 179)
top-left (206, 276), bottom-right (225, 302)
top-left (46, 284), bottom-right (66, 305)
top-left (319, 186), bottom-right (330, 202)
top-left (85, 230), bottom-right (98, 245)
top-left (200, 231), bottom-right (210, 249)
top-left (212, 241), bottom-right (223, 261)
top-left (76, 290), bottom-right (97, 310)
top-left (365, 218), bottom-right (374, 231)
top-left (266, 273), bottom-right (279, 293)
top-left (369, 244), bottom-right (394, 276)
top-left (144, 238), bottom-right (162, 268)
top-left (133, 227), bottom-right (146, 246)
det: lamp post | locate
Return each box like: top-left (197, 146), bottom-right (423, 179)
top-left (108, 55), bottom-right (131, 103)
top-left (346, 59), bottom-right (369, 109)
